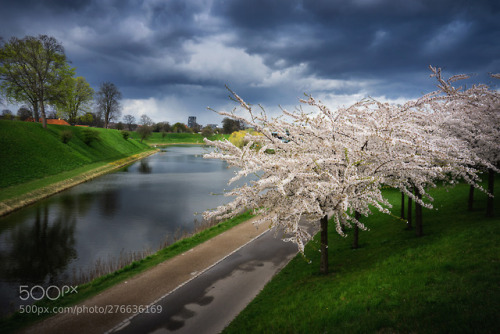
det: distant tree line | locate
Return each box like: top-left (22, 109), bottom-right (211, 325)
top-left (0, 34), bottom-right (245, 136)
top-left (0, 34), bottom-right (121, 129)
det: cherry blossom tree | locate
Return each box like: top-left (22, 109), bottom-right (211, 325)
top-left (427, 66), bottom-right (500, 216)
top-left (203, 81), bottom-right (492, 273)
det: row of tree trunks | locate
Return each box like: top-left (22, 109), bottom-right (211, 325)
top-left (468, 185), bottom-right (475, 211)
top-left (407, 191), bottom-right (413, 230)
top-left (487, 168), bottom-right (495, 217)
top-left (353, 211), bottom-right (360, 249)
top-left (404, 186), bottom-right (422, 236)
top-left (468, 168), bottom-right (495, 217)
top-left (320, 215), bottom-right (329, 275)
top-left (401, 192), bottom-right (405, 220)
top-left (322, 168), bottom-right (496, 275)
top-left (415, 187), bottom-right (423, 237)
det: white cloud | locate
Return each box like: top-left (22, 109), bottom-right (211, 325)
top-left (119, 17), bottom-right (154, 42)
top-left (256, 62), bottom-right (377, 93)
top-left (122, 96), bottom-right (190, 124)
top-left (179, 34), bottom-right (270, 84)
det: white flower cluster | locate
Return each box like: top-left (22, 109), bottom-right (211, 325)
top-left (203, 69), bottom-right (499, 253)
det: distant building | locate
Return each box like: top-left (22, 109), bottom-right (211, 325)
top-left (206, 124), bottom-right (218, 129)
top-left (188, 116), bottom-right (197, 128)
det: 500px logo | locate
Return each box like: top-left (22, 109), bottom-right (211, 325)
top-left (19, 285), bottom-right (78, 301)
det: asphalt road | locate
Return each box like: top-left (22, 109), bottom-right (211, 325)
top-left (107, 229), bottom-right (299, 334)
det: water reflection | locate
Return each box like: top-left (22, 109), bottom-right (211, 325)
top-left (138, 160), bottom-right (152, 174)
top-left (99, 189), bottom-right (120, 217)
top-left (0, 205), bottom-right (77, 283)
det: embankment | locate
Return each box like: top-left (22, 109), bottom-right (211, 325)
top-left (0, 120), bottom-right (156, 216)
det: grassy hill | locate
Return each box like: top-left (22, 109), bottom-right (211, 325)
top-left (0, 120), bottom-right (152, 189)
top-left (224, 178), bottom-right (500, 333)
top-left (128, 131), bottom-right (229, 145)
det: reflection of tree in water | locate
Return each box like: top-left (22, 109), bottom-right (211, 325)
top-left (59, 191), bottom-right (95, 219)
top-left (138, 159), bottom-right (152, 174)
top-left (0, 205), bottom-right (77, 284)
top-left (99, 189), bottom-right (120, 217)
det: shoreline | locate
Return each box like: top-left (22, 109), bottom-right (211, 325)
top-left (149, 142), bottom-right (207, 146)
top-left (0, 149), bottom-right (159, 217)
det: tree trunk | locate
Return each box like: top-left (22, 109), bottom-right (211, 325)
top-left (401, 192), bottom-right (405, 220)
top-left (40, 100), bottom-right (47, 129)
top-left (407, 190), bottom-right (413, 230)
top-left (352, 211), bottom-right (360, 249)
top-left (32, 100), bottom-right (39, 122)
top-left (320, 215), bottom-right (329, 275)
top-left (487, 168), bottom-right (495, 217)
top-left (415, 186), bottom-right (423, 237)
top-left (468, 184), bottom-right (474, 211)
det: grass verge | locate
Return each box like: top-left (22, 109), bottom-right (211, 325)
top-left (0, 211), bottom-right (254, 333)
top-left (129, 132), bottom-right (229, 145)
top-left (223, 179), bottom-right (500, 333)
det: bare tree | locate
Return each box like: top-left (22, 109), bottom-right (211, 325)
top-left (17, 106), bottom-right (32, 120)
top-left (123, 114), bottom-right (136, 131)
top-left (139, 114), bottom-right (153, 126)
top-left (138, 114), bottom-right (153, 142)
top-left (96, 82), bottom-right (121, 128)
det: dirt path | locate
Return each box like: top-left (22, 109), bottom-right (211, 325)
top-left (19, 216), bottom-right (267, 334)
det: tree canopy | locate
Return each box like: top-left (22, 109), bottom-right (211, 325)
top-left (55, 76), bottom-right (94, 124)
top-left (204, 69), bottom-right (499, 273)
top-left (0, 35), bottom-right (73, 128)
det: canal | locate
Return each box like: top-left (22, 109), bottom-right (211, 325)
top-left (0, 145), bottom-right (248, 316)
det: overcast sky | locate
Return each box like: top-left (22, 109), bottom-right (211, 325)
top-left (1, 0), bottom-right (499, 125)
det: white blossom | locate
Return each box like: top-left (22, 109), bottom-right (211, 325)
top-left (203, 73), bottom-right (497, 253)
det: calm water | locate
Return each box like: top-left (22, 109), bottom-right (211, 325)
top-left (0, 145), bottom-right (249, 316)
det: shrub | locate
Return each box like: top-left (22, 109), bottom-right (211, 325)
top-left (60, 129), bottom-right (73, 144)
top-left (137, 125), bottom-right (152, 142)
top-left (121, 130), bottom-right (130, 140)
top-left (82, 128), bottom-right (100, 145)
top-left (201, 126), bottom-right (214, 138)
top-left (228, 129), bottom-right (263, 148)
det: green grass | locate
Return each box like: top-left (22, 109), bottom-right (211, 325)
top-left (0, 120), bottom-right (152, 189)
top-left (129, 131), bottom-right (229, 145)
top-left (0, 211), bottom-right (254, 333)
top-left (0, 162), bottom-right (109, 202)
top-left (224, 179), bottom-right (500, 333)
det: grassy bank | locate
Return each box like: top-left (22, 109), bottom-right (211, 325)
top-left (0, 120), bottom-right (155, 214)
top-left (0, 211), bottom-right (254, 333)
top-left (0, 120), bottom-right (152, 189)
top-left (224, 178), bottom-right (500, 333)
top-left (129, 131), bottom-right (229, 145)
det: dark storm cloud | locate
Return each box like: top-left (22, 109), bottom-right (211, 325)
top-left (214, 0), bottom-right (499, 78)
top-left (0, 0), bottom-right (499, 123)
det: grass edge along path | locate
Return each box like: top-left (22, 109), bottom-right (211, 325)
top-left (0, 211), bottom-right (254, 333)
top-left (224, 179), bottom-right (500, 334)
top-left (0, 149), bottom-right (158, 217)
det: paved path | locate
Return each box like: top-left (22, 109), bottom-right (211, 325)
top-left (20, 216), bottom-right (299, 334)
top-left (108, 228), bottom-right (297, 334)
